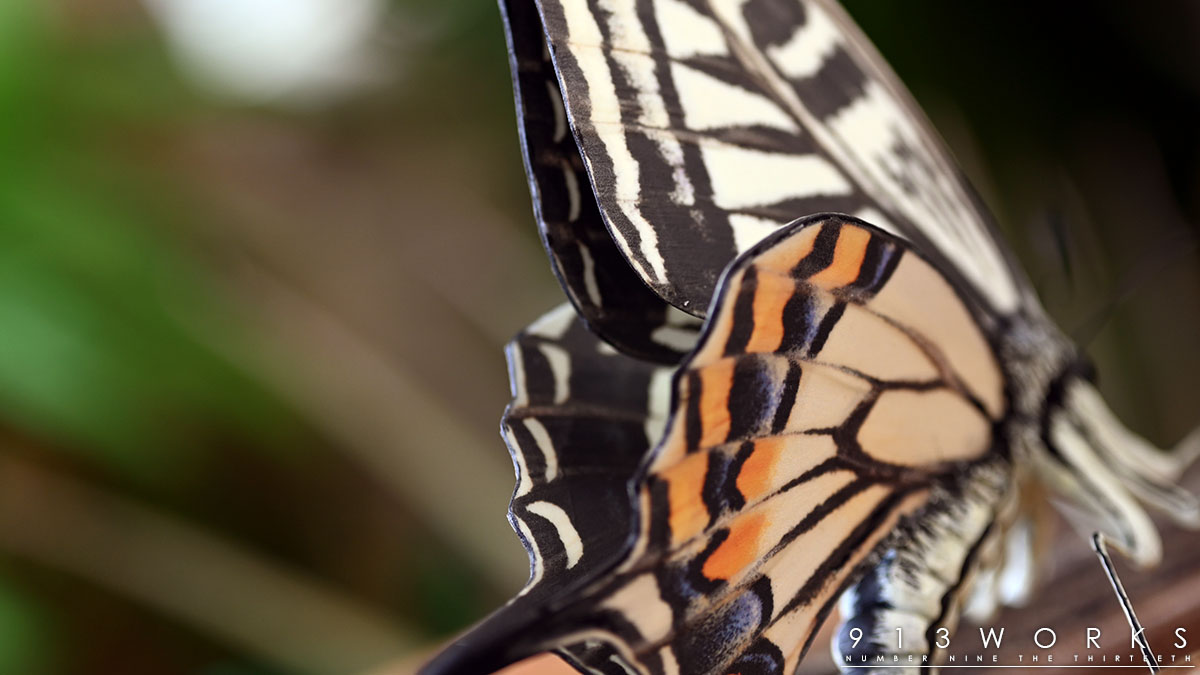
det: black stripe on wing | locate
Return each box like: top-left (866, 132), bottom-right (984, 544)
top-left (503, 305), bottom-right (672, 601)
top-left (501, 0), bottom-right (701, 363)
top-left (520, 0), bottom-right (1031, 320)
top-left (420, 305), bottom-right (672, 674)
top-left (425, 216), bottom-right (1010, 675)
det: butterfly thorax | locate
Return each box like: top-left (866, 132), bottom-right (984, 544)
top-left (996, 310), bottom-right (1088, 460)
top-left (990, 306), bottom-right (1189, 568)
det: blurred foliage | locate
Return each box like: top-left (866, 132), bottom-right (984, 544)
top-left (0, 0), bottom-right (292, 480)
top-left (0, 1), bottom-right (1195, 674)
top-left (0, 570), bottom-right (54, 675)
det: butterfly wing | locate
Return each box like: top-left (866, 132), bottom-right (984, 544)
top-left (501, 0), bottom-right (702, 362)
top-left (606, 215), bottom-right (1008, 673)
top-left (506, 0), bottom-right (1032, 325)
top-left (423, 305), bottom-right (675, 673)
top-left (423, 215), bottom-right (1012, 674)
top-left (501, 305), bottom-right (675, 600)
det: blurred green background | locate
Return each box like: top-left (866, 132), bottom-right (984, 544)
top-left (0, 1), bottom-right (1196, 673)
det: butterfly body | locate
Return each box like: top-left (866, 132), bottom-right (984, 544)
top-left (835, 454), bottom-right (1016, 670)
top-left (421, 1), bottom-right (1199, 673)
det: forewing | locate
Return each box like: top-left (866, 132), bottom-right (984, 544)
top-left (520, 0), bottom-right (1031, 318)
top-left (425, 216), bottom-right (1011, 674)
top-left (501, 0), bottom-right (701, 362)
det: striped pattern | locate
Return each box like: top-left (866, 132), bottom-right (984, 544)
top-left (419, 306), bottom-right (675, 675)
top-left (501, 0), bottom-right (702, 362)
top-left (510, 0), bottom-right (1032, 323)
top-left (422, 220), bottom-right (1199, 675)
top-left (592, 217), bottom-right (1007, 674)
top-left (421, 2), bottom-right (1200, 674)
top-left (423, 217), bottom-right (1014, 675)
top-left (503, 305), bottom-right (674, 602)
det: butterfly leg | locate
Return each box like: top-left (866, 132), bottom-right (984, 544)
top-left (1032, 377), bottom-right (1200, 569)
top-left (1091, 533), bottom-right (1161, 674)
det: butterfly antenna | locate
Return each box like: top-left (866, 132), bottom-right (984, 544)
top-left (1071, 230), bottom-right (1197, 348)
top-left (1090, 533), bottom-right (1160, 673)
top-left (1045, 208), bottom-right (1076, 293)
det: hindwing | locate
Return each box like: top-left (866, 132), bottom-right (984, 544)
top-left (423, 216), bottom-right (1012, 675)
top-left (502, 305), bottom-right (674, 599)
top-left (424, 305), bottom-right (674, 673)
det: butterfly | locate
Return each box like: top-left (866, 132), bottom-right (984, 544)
top-left (422, 1), bottom-right (1200, 673)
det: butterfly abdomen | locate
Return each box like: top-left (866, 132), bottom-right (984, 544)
top-left (834, 457), bottom-right (1015, 673)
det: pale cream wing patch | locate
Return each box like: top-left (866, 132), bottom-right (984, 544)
top-left (569, 216), bottom-right (1009, 674)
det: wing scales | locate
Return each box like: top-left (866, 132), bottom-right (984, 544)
top-left (501, 0), bottom-right (702, 362)
top-left (503, 304), bottom-right (674, 601)
top-left (423, 2), bottom-right (1200, 673)
top-left (586, 216), bottom-right (1005, 674)
top-left (420, 305), bottom-right (678, 674)
top-left (423, 216), bottom-right (1011, 674)
top-left (523, 0), bottom-right (1029, 320)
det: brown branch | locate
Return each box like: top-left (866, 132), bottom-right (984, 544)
top-left (0, 453), bottom-right (417, 674)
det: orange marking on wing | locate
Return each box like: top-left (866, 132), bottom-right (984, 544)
top-left (495, 653), bottom-right (576, 675)
top-left (666, 451), bottom-right (710, 545)
top-left (736, 437), bottom-right (786, 503)
top-left (698, 359), bottom-right (735, 449)
top-left (809, 225), bottom-right (871, 289)
top-left (702, 511), bottom-right (768, 582)
top-left (744, 273), bottom-right (793, 354)
top-left (759, 223), bottom-right (821, 273)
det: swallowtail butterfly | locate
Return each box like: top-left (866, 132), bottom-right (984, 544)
top-left (422, 1), bottom-right (1200, 673)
